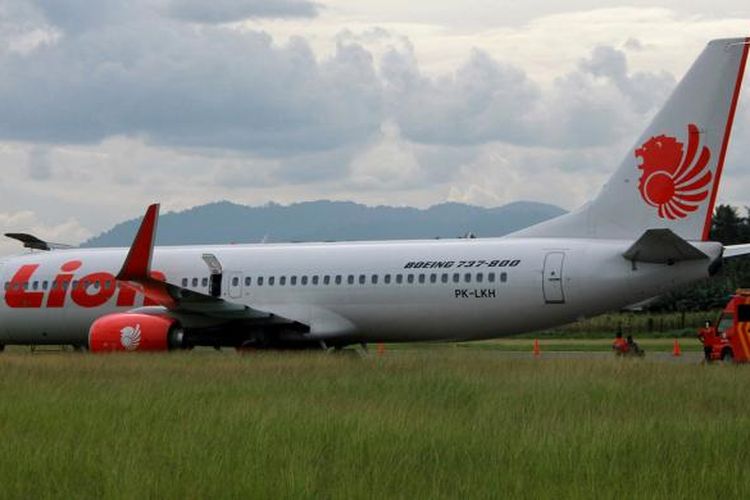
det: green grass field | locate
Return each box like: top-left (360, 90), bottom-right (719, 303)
top-left (1, 349), bottom-right (749, 499)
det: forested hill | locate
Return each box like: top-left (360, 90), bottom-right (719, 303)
top-left (84, 200), bottom-right (566, 247)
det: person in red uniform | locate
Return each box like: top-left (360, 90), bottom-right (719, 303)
top-left (612, 331), bottom-right (628, 355)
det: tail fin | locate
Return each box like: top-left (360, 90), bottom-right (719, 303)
top-left (511, 38), bottom-right (749, 241)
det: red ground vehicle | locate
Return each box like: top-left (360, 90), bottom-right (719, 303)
top-left (698, 291), bottom-right (750, 363)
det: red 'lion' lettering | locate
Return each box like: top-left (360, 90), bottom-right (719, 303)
top-left (4, 261), bottom-right (168, 309)
top-left (5, 265), bottom-right (45, 308)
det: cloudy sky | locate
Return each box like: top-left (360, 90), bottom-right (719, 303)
top-left (1, 0), bottom-right (750, 254)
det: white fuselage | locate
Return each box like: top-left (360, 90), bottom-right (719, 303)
top-left (0, 237), bottom-right (722, 346)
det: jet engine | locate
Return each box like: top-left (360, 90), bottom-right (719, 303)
top-left (88, 313), bottom-right (184, 352)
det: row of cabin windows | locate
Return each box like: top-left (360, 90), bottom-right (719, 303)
top-left (5, 271), bottom-right (510, 293)
top-left (181, 271), bottom-right (508, 289)
top-left (3, 279), bottom-right (114, 292)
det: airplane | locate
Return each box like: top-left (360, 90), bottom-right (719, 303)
top-left (0, 37), bottom-right (749, 352)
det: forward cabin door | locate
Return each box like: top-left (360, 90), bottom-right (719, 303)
top-left (542, 252), bottom-right (565, 304)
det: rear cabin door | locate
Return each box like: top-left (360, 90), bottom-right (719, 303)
top-left (543, 252), bottom-right (565, 304)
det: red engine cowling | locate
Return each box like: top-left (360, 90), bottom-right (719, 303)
top-left (88, 313), bottom-right (184, 353)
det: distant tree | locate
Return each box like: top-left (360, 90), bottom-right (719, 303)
top-left (710, 204), bottom-right (745, 244)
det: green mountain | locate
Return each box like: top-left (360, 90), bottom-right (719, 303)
top-left (84, 200), bottom-right (566, 247)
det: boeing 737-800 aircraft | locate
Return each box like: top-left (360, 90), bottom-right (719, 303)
top-left (1, 38), bottom-right (749, 352)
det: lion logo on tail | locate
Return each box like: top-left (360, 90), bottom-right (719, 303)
top-left (635, 123), bottom-right (712, 220)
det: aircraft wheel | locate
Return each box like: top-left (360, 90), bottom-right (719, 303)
top-left (0, 344), bottom-right (5, 352)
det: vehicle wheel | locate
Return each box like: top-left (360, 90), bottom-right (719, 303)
top-left (721, 349), bottom-right (734, 363)
top-left (0, 344), bottom-right (5, 352)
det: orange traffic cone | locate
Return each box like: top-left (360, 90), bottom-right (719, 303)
top-left (672, 338), bottom-right (682, 357)
top-left (533, 339), bottom-right (541, 357)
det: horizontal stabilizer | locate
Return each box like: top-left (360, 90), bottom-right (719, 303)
top-left (4, 233), bottom-right (73, 251)
top-left (623, 229), bottom-right (708, 264)
top-left (724, 243), bottom-right (750, 259)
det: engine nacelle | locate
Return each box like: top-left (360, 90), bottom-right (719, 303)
top-left (88, 313), bottom-right (184, 353)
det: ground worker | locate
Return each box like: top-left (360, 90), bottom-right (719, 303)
top-left (612, 332), bottom-right (628, 355)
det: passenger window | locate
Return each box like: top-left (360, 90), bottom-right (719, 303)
top-left (384, 274), bottom-right (391, 284)
top-left (372, 275), bottom-right (378, 284)
top-left (418, 274), bottom-right (425, 284)
top-left (280, 276), bottom-right (286, 286)
top-left (3, 282), bottom-right (8, 291)
top-left (453, 273), bottom-right (460, 283)
top-left (202, 278), bottom-right (209, 287)
top-left (477, 273), bottom-right (483, 283)
top-left (348, 275), bottom-right (355, 285)
top-left (396, 274), bottom-right (403, 284)
top-left (43, 281), bottom-right (49, 290)
top-left (407, 274), bottom-right (415, 284)
top-left (464, 273), bottom-right (472, 283)
top-left (71, 281), bottom-right (77, 290)
top-left (335, 275), bottom-right (342, 285)
top-left (488, 273), bottom-right (496, 283)
top-left (192, 278), bottom-right (198, 287)
top-left (430, 274), bottom-right (437, 283)
top-left (500, 272), bottom-right (508, 283)
top-left (268, 277), bottom-right (275, 286)
top-left (62, 282), bottom-right (69, 291)
top-left (245, 277), bottom-right (252, 286)
top-left (441, 273), bottom-right (448, 284)
top-left (324, 276), bottom-right (331, 285)
top-left (182, 278), bottom-right (188, 287)
top-left (359, 275), bottom-right (366, 285)
top-left (104, 280), bottom-right (112, 290)
top-left (312, 276), bottom-right (319, 285)
top-left (32, 281), bottom-right (39, 290)
top-left (258, 277), bottom-right (264, 286)
top-left (291, 276), bottom-right (297, 285)
top-left (301, 276), bottom-right (308, 286)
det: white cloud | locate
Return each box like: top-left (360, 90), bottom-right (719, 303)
top-left (0, 0), bottom-right (749, 243)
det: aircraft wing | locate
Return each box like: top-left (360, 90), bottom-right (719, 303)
top-left (723, 244), bottom-right (750, 259)
top-left (116, 204), bottom-right (302, 326)
top-left (4, 233), bottom-right (74, 251)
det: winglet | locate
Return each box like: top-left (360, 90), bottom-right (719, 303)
top-left (117, 204), bottom-right (160, 281)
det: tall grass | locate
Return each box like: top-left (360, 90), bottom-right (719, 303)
top-left (0, 351), bottom-right (749, 499)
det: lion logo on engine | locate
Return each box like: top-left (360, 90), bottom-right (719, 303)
top-left (120, 324), bottom-right (142, 351)
top-left (635, 123), bottom-right (712, 220)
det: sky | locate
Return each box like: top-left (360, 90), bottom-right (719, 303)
top-left (1, 0), bottom-right (750, 255)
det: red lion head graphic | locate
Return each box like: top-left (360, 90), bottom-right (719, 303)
top-left (635, 123), bottom-right (712, 220)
